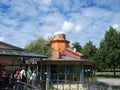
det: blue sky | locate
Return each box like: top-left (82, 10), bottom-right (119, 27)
top-left (0, 0), bottom-right (120, 48)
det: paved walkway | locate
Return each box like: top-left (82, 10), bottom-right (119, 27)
top-left (97, 78), bottom-right (120, 86)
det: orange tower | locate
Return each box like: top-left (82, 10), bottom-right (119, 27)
top-left (51, 31), bottom-right (84, 59)
top-left (51, 31), bottom-right (69, 58)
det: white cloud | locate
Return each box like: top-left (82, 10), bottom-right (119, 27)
top-left (62, 21), bottom-right (82, 33)
top-left (93, 0), bottom-right (120, 11)
top-left (44, 33), bottom-right (53, 40)
top-left (0, 0), bottom-right (120, 48)
top-left (75, 25), bottom-right (82, 32)
top-left (43, 0), bottom-right (51, 5)
top-left (112, 24), bottom-right (119, 30)
top-left (2, 18), bottom-right (18, 26)
top-left (52, 0), bottom-right (72, 12)
top-left (62, 21), bottom-right (74, 33)
top-left (81, 7), bottom-right (112, 19)
top-left (0, 37), bottom-right (4, 41)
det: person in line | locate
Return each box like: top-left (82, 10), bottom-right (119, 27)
top-left (34, 73), bottom-right (41, 88)
top-left (14, 70), bottom-right (20, 90)
top-left (1, 69), bottom-right (9, 89)
top-left (26, 67), bottom-right (32, 84)
top-left (9, 70), bottom-right (17, 90)
top-left (20, 67), bottom-right (26, 82)
top-left (31, 70), bottom-right (37, 86)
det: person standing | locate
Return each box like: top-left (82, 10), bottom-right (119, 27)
top-left (26, 67), bottom-right (32, 84)
top-left (9, 70), bottom-right (17, 90)
top-left (14, 70), bottom-right (20, 90)
top-left (20, 67), bottom-right (26, 82)
top-left (31, 70), bottom-right (36, 86)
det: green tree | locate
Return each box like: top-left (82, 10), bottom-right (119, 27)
top-left (25, 37), bottom-right (51, 56)
top-left (71, 42), bottom-right (82, 52)
top-left (82, 41), bottom-right (98, 61)
top-left (98, 26), bottom-right (120, 76)
top-left (105, 27), bottom-right (120, 76)
top-left (96, 40), bottom-right (108, 71)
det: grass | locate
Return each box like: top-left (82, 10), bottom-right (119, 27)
top-left (96, 72), bottom-right (120, 78)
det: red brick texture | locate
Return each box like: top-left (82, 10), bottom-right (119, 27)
top-left (63, 48), bottom-right (84, 59)
top-left (52, 49), bottom-right (61, 59)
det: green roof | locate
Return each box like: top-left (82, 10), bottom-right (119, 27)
top-left (0, 48), bottom-right (48, 58)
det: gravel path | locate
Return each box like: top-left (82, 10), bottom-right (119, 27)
top-left (97, 78), bottom-right (120, 86)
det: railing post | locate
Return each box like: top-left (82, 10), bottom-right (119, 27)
top-left (46, 80), bottom-right (49, 90)
top-left (45, 64), bottom-right (50, 90)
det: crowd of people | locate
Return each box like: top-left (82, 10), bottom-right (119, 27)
top-left (0, 67), bottom-right (40, 90)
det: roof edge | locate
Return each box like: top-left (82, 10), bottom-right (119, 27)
top-left (0, 41), bottom-right (23, 50)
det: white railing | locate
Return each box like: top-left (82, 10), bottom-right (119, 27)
top-left (49, 81), bottom-right (104, 90)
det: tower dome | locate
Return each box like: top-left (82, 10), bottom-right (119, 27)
top-left (53, 31), bottom-right (65, 36)
top-left (53, 31), bottom-right (66, 41)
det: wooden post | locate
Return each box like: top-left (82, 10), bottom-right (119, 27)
top-left (80, 64), bottom-right (84, 83)
top-left (46, 64), bottom-right (50, 90)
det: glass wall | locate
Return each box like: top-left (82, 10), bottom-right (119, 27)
top-left (84, 66), bottom-right (93, 82)
top-left (50, 65), bottom-right (85, 84)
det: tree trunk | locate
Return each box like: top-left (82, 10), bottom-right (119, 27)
top-left (113, 63), bottom-right (116, 77)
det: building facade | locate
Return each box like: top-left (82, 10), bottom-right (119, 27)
top-left (0, 41), bottom-right (47, 77)
top-left (38, 32), bottom-right (95, 90)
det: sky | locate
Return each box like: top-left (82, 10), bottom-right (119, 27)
top-left (0, 0), bottom-right (120, 48)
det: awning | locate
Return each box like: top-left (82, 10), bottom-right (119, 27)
top-left (0, 48), bottom-right (48, 58)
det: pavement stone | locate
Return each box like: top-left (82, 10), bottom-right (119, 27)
top-left (97, 78), bottom-right (120, 86)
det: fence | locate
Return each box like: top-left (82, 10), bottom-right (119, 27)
top-left (19, 81), bottom-right (60, 90)
top-left (18, 82), bottom-right (41, 90)
top-left (88, 83), bottom-right (104, 90)
top-left (49, 81), bottom-right (104, 90)
top-left (16, 81), bottom-right (104, 90)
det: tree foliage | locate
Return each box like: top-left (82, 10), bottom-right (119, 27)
top-left (71, 42), bottom-right (82, 52)
top-left (70, 27), bottom-right (120, 74)
top-left (25, 37), bottom-right (51, 56)
top-left (82, 41), bottom-right (98, 61)
top-left (95, 40), bottom-right (108, 70)
top-left (97, 27), bottom-right (120, 75)
top-left (71, 41), bottom-right (97, 61)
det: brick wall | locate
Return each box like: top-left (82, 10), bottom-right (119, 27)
top-left (52, 49), bottom-right (61, 59)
